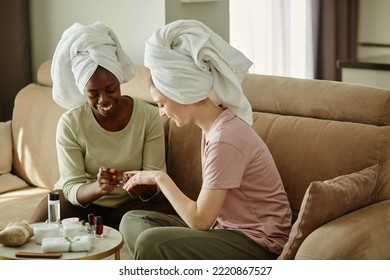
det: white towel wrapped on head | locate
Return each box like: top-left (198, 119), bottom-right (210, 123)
top-left (41, 236), bottom-right (92, 252)
top-left (145, 19), bottom-right (253, 125)
top-left (51, 21), bottom-right (135, 109)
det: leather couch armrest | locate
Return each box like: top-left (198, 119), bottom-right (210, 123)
top-left (295, 200), bottom-right (390, 259)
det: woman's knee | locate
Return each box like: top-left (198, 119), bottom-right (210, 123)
top-left (120, 210), bottom-right (150, 229)
top-left (134, 228), bottom-right (169, 259)
top-left (119, 210), bottom-right (139, 232)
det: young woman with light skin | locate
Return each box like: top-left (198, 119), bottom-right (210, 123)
top-left (122, 85), bottom-right (226, 230)
top-left (120, 81), bottom-right (291, 260)
top-left (119, 19), bottom-right (291, 259)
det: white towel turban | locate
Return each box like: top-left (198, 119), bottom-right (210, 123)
top-left (145, 19), bottom-right (253, 125)
top-left (51, 21), bottom-right (135, 109)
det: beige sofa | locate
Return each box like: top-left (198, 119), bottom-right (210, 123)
top-left (1, 60), bottom-right (390, 259)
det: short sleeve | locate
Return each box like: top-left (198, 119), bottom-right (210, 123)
top-left (202, 142), bottom-right (247, 189)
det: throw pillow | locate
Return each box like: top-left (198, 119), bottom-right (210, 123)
top-left (278, 164), bottom-right (379, 260)
top-left (0, 121), bottom-right (12, 174)
top-left (0, 173), bottom-right (28, 194)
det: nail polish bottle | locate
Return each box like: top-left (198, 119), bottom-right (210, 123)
top-left (87, 213), bottom-right (95, 234)
top-left (95, 216), bottom-right (103, 238)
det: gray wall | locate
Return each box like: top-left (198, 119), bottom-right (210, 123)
top-left (29, 0), bottom-right (165, 79)
top-left (29, 0), bottom-right (229, 80)
top-left (165, 0), bottom-right (229, 42)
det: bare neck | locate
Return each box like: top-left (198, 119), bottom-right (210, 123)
top-left (193, 98), bottom-right (224, 134)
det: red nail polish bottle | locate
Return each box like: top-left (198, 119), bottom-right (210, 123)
top-left (95, 216), bottom-right (103, 238)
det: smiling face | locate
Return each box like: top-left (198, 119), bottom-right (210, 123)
top-left (84, 66), bottom-right (121, 119)
top-left (150, 84), bottom-right (193, 128)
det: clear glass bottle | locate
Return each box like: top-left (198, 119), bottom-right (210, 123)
top-left (47, 191), bottom-right (60, 224)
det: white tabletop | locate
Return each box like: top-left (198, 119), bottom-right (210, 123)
top-left (0, 224), bottom-right (123, 260)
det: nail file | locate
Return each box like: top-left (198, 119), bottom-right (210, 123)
top-left (15, 252), bottom-right (62, 259)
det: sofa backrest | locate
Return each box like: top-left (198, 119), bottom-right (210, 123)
top-left (242, 74), bottom-right (390, 220)
top-left (12, 60), bottom-right (390, 223)
top-left (12, 60), bottom-right (66, 189)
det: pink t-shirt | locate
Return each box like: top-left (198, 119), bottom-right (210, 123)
top-left (202, 108), bottom-right (292, 255)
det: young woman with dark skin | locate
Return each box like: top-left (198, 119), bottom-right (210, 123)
top-left (29, 22), bottom-right (174, 229)
top-left (75, 66), bottom-right (158, 206)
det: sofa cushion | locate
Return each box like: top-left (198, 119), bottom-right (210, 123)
top-left (252, 112), bottom-right (390, 221)
top-left (0, 173), bottom-right (28, 194)
top-left (12, 84), bottom-right (66, 189)
top-left (0, 187), bottom-right (49, 229)
top-left (0, 121), bottom-right (12, 174)
top-left (278, 164), bottom-right (379, 260)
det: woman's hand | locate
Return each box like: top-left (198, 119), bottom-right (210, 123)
top-left (77, 166), bottom-right (122, 206)
top-left (123, 170), bottom-right (228, 230)
top-left (121, 170), bottom-right (161, 198)
top-left (96, 166), bottom-right (121, 194)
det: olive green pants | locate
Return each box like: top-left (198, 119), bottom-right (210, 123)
top-left (119, 210), bottom-right (277, 260)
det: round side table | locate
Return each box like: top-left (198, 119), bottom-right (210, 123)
top-left (0, 224), bottom-right (123, 260)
